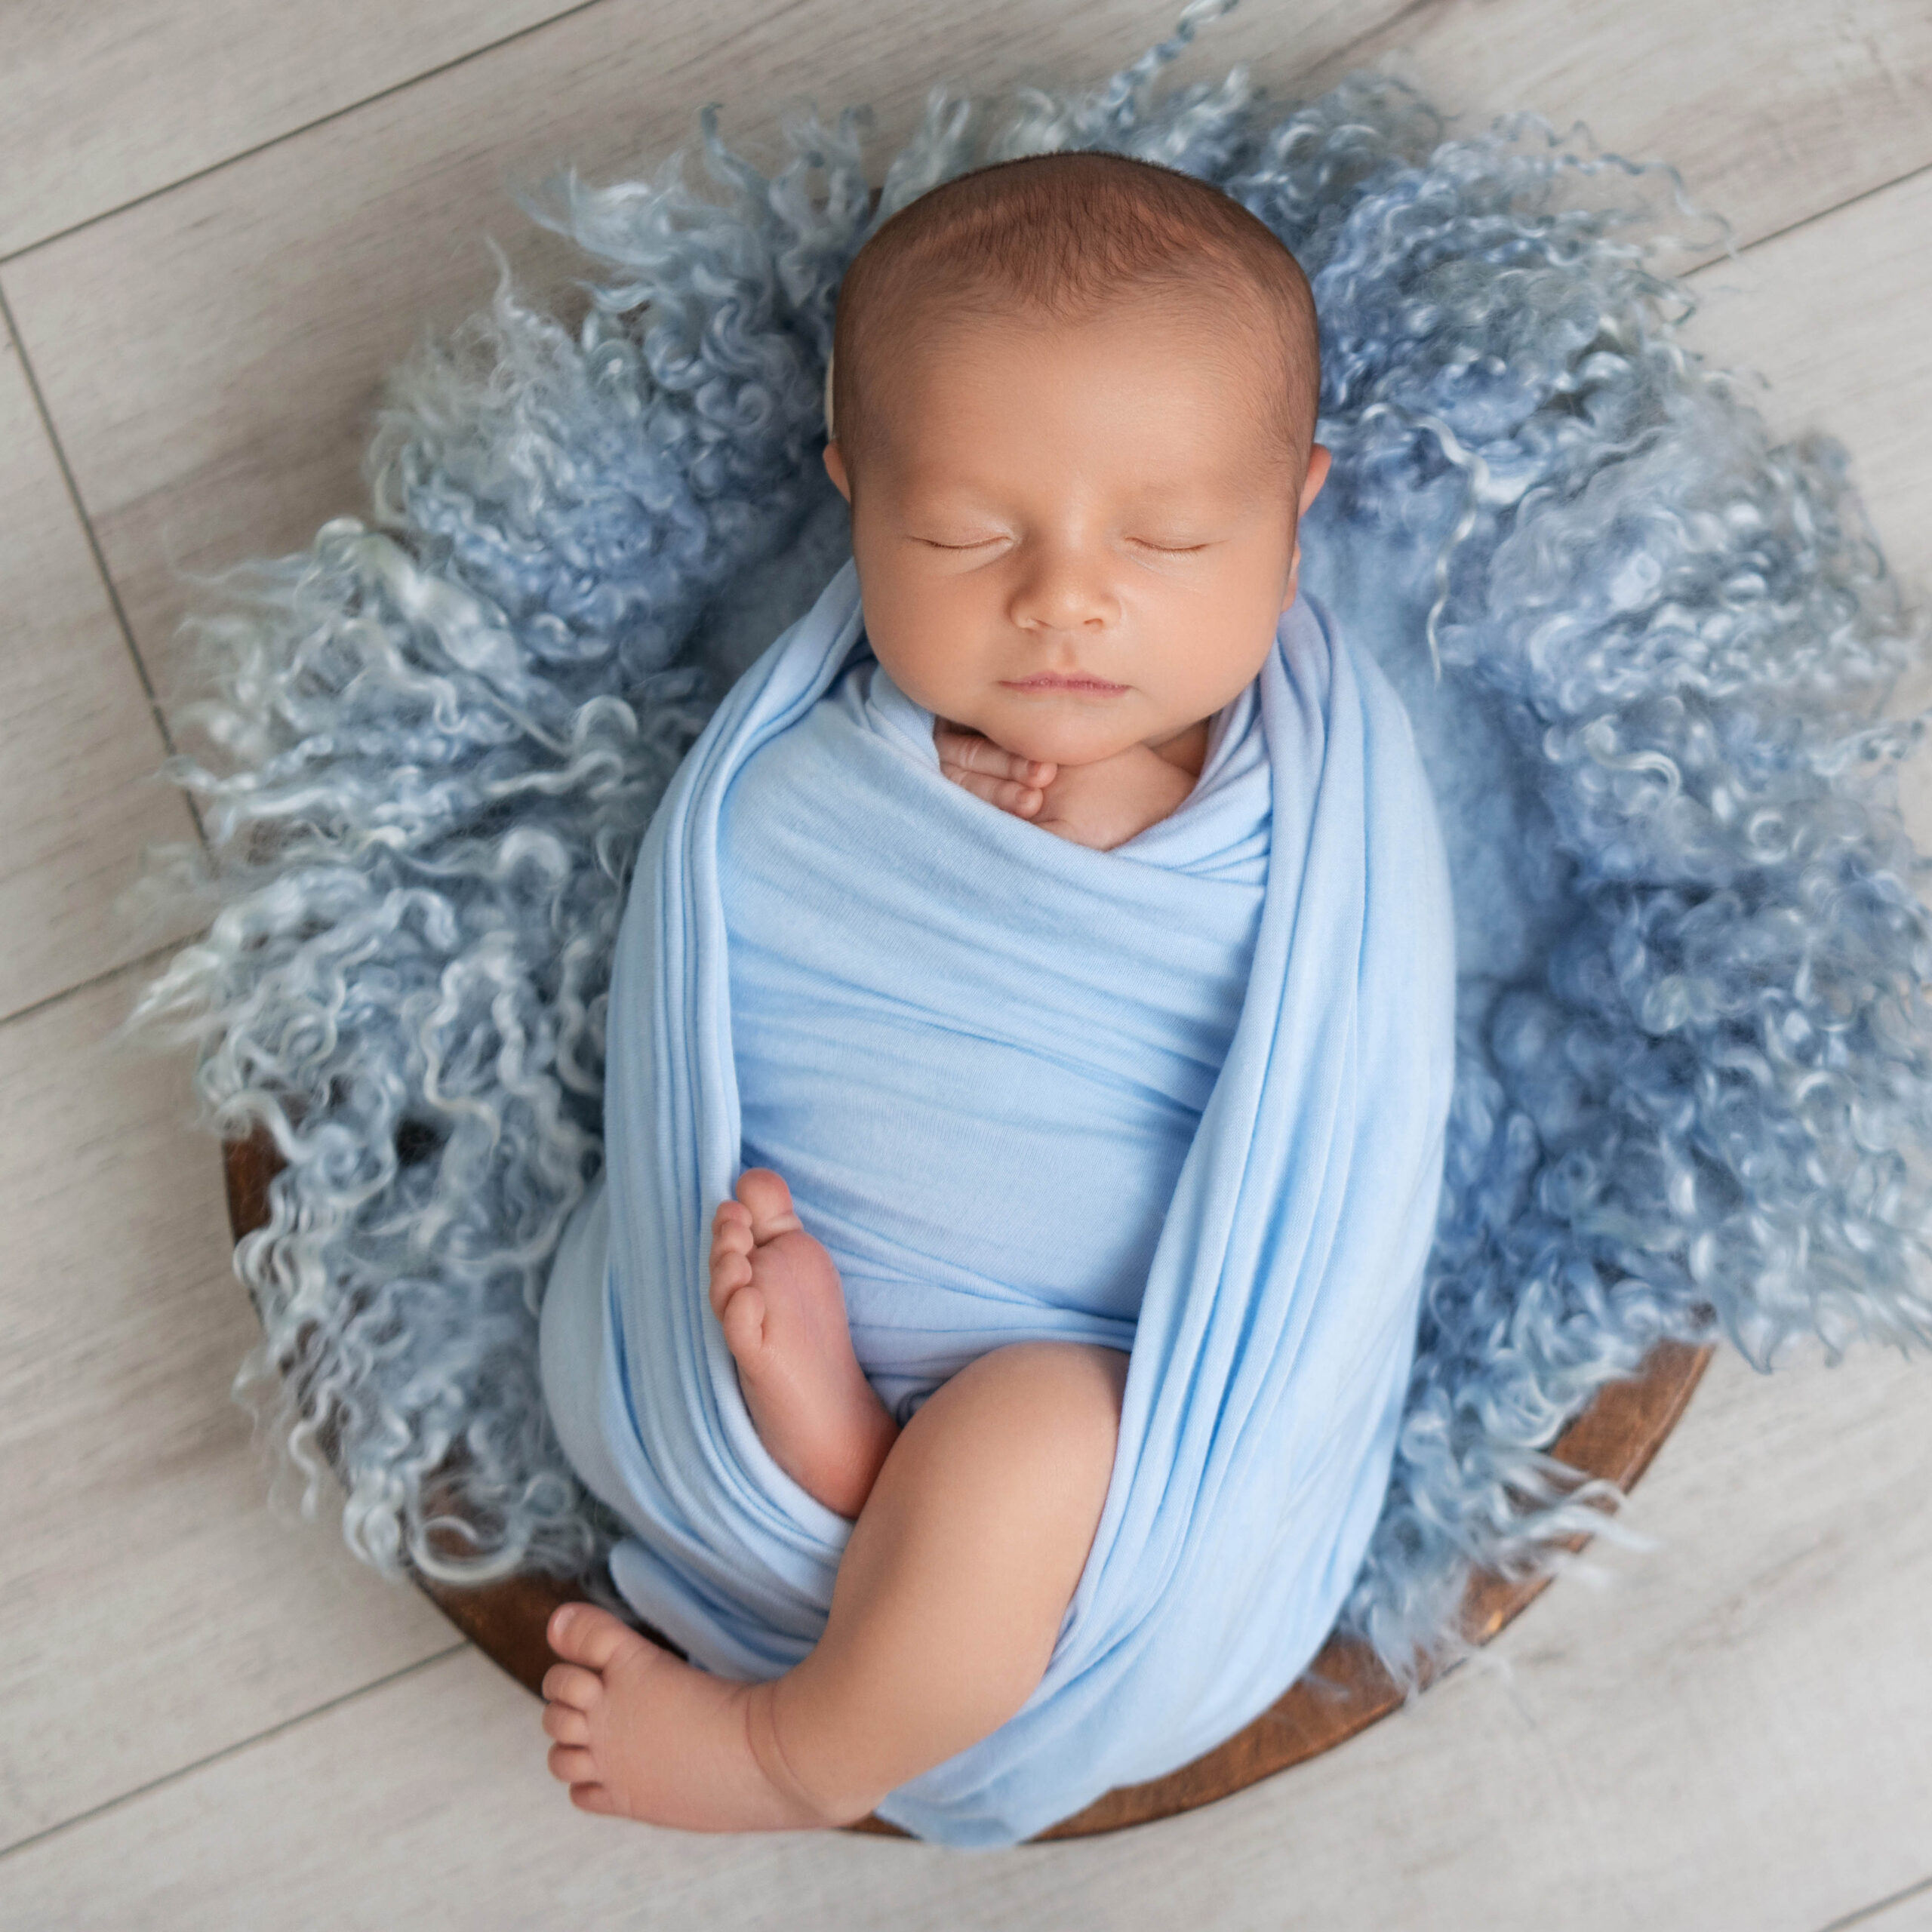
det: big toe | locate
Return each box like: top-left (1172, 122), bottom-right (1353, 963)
top-left (735, 1168), bottom-right (804, 1242)
top-left (549, 1602), bottom-right (635, 1670)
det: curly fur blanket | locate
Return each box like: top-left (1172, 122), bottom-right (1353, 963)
top-left (118, 0), bottom-right (1932, 1711)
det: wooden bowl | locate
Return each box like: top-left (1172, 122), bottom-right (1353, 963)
top-left (223, 1123), bottom-right (1711, 1840)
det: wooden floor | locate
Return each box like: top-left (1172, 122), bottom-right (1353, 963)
top-left (4, 2), bottom-right (1930, 1924)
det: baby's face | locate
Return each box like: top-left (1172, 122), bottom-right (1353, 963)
top-left (823, 304), bottom-right (1329, 769)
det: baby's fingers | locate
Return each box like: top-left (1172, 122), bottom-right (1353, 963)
top-left (934, 720), bottom-right (1055, 787)
top-left (941, 764), bottom-right (1046, 819)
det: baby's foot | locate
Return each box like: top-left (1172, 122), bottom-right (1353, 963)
top-left (709, 1168), bottom-right (900, 1518)
top-left (542, 1603), bottom-right (844, 1830)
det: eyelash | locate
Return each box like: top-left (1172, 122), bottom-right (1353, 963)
top-left (921, 537), bottom-right (1208, 555)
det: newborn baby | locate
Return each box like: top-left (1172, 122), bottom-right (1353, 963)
top-left (541, 149), bottom-right (1337, 1831)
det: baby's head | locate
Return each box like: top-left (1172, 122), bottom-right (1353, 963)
top-left (823, 149), bottom-right (1329, 771)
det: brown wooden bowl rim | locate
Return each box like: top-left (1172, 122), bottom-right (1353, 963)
top-left (221, 1124), bottom-right (1712, 1842)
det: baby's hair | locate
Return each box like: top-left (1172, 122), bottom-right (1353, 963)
top-left (825, 149), bottom-right (1320, 484)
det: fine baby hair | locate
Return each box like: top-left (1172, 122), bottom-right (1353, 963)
top-left (117, 0), bottom-right (1932, 1844)
top-left (820, 146), bottom-right (1321, 474)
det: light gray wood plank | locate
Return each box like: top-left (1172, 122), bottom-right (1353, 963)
top-left (0, 0), bottom-right (595, 258)
top-left (1303, 0), bottom-right (1932, 274)
top-left (1682, 163), bottom-right (1932, 598)
top-left (0, 326), bottom-right (203, 1023)
top-left (4, 1342), bottom-right (1927, 1930)
top-left (0, 958), bottom-right (458, 1848)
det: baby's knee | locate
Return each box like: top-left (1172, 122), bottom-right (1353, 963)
top-left (913, 1340), bottom-right (1129, 1536)
top-left (988, 1339), bottom-right (1130, 1461)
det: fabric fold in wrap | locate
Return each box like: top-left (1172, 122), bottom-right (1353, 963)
top-left (538, 555), bottom-right (1458, 1847)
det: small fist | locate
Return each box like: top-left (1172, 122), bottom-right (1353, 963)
top-left (934, 718), bottom-right (1058, 820)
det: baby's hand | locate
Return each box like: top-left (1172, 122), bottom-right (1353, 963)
top-left (934, 719), bottom-right (1057, 820)
top-left (934, 718), bottom-right (1197, 852)
top-left (1029, 743), bottom-right (1197, 851)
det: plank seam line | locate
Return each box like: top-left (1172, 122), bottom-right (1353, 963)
top-left (1817, 1872), bottom-right (1932, 1932)
top-left (0, 932), bottom-right (211, 1036)
top-left (1697, 151), bottom-right (1932, 266)
top-left (1314, 0), bottom-right (1439, 83)
top-left (0, 0), bottom-right (613, 268)
top-left (0, 283), bottom-right (212, 872)
top-left (0, 1641), bottom-right (469, 1863)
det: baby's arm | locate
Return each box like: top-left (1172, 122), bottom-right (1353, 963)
top-left (935, 721), bottom-right (1195, 851)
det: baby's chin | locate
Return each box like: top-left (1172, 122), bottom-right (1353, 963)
top-left (979, 718), bottom-right (1148, 768)
top-left (962, 695), bottom-right (1168, 768)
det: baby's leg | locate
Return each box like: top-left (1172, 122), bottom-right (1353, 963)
top-left (543, 1338), bottom-right (1130, 1831)
top-left (752, 1338), bottom-right (1131, 1818)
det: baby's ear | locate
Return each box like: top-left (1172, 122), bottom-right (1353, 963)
top-left (823, 441), bottom-right (852, 503)
top-left (1299, 443), bottom-right (1332, 515)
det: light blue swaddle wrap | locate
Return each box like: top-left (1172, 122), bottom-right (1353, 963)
top-left (538, 554), bottom-right (1457, 1847)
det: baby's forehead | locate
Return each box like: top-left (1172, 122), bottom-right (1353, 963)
top-left (891, 432), bottom-right (1278, 518)
top-left (891, 297), bottom-right (1294, 408)
top-left (884, 306), bottom-right (1306, 462)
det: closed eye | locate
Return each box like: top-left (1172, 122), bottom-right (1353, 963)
top-left (920, 537), bottom-right (1211, 554)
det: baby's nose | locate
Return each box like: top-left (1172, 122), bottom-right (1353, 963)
top-left (1009, 551), bottom-right (1118, 632)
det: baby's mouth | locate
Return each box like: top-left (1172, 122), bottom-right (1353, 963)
top-left (1001, 672), bottom-right (1129, 694)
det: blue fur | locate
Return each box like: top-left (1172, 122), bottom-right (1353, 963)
top-left (117, 0), bottom-right (1932, 1693)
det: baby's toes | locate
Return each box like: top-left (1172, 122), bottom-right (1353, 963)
top-left (547, 1602), bottom-right (636, 1672)
top-left (569, 1783), bottom-right (620, 1816)
top-left (540, 1660), bottom-right (604, 1710)
top-left (734, 1168), bottom-right (803, 1241)
top-left (543, 1699), bottom-right (590, 1746)
top-left (547, 1744), bottom-right (598, 1787)
top-left (719, 1280), bottom-right (768, 1360)
top-left (708, 1244), bottom-right (753, 1320)
top-left (712, 1200), bottom-right (752, 1251)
